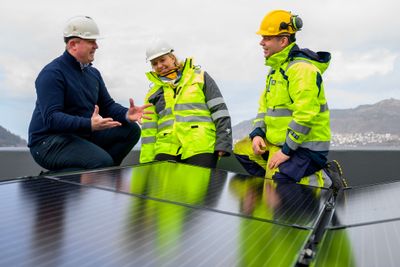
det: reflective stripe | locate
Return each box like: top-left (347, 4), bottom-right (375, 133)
top-left (142, 122), bottom-right (157, 130)
top-left (211, 110), bottom-right (230, 120)
top-left (158, 120), bottom-right (174, 130)
top-left (175, 103), bottom-right (208, 111)
top-left (321, 170), bottom-right (333, 188)
top-left (286, 137), bottom-right (299, 150)
top-left (289, 120), bottom-right (311, 135)
top-left (307, 173), bottom-right (319, 187)
top-left (175, 115), bottom-right (213, 123)
top-left (285, 138), bottom-right (330, 152)
top-left (265, 104), bottom-right (327, 118)
top-left (303, 170), bottom-right (325, 188)
top-left (256, 112), bottom-right (266, 119)
top-left (254, 121), bottom-right (265, 129)
top-left (286, 59), bottom-right (311, 71)
top-left (141, 136), bottom-right (156, 144)
top-left (267, 108), bottom-right (292, 117)
top-left (301, 141), bottom-right (330, 151)
top-left (159, 108), bottom-right (172, 118)
top-left (320, 103), bottom-right (329, 112)
top-left (207, 97), bottom-right (225, 108)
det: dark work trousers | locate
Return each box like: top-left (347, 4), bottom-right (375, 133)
top-left (155, 152), bottom-right (219, 169)
top-left (30, 122), bottom-right (141, 172)
top-left (272, 148), bottom-right (327, 183)
top-left (234, 152), bottom-right (269, 177)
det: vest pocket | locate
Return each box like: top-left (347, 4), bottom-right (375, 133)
top-left (155, 129), bottom-right (181, 156)
top-left (186, 124), bottom-right (216, 153)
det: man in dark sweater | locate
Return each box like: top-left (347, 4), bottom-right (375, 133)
top-left (28, 15), bottom-right (151, 172)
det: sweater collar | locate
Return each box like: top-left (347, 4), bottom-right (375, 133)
top-left (63, 50), bottom-right (92, 70)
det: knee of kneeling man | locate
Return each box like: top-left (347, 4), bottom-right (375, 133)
top-left (128, 123), bottom-right (141, 142)
top-left (86, 156), bottom-right (115, 169)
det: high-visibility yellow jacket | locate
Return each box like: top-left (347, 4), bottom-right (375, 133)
top-left (140, 58), bottom-right (232, 163)
top-left (252, 43), bottom-right (331, 155)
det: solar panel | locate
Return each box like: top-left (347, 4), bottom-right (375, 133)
top-left (314, 220), bottom-right (400, 267)
top-left (1, 161), bottom-right (399, 266)
top-left (53, 161), bottom-right (331, 228)
top-left (0, 176), bottom-right (311, 267)
top-left (332, 181), bottom-right (400, 227)
top-left (311, 181), bottom-right (400, 267)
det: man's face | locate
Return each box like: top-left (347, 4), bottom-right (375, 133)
top-left (259, 35), bottom-right (288, 59)
top-left (70, 38), bottom-right (98, 64)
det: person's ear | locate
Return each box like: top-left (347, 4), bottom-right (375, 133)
top-left (69, 38), bottom-right (81, 49)
top-left (280, 36), bottom-right (289, 47)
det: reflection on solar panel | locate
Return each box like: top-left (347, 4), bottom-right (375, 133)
top-left (0, 161), bottom-right (399, 266)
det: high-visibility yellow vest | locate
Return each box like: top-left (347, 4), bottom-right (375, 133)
top-left (140, 58), bottom-right (216, 163)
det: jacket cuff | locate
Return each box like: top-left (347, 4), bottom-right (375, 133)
top-left (249, 127), bottom-right (265, 140)
top-left (281, 143), bottom-right (295, 156)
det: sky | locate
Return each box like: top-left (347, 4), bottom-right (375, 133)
top-left (0, 0), bottom-right (399, 140)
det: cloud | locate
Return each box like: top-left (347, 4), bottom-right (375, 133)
top-left (326, 49), bottom-right (399, 82)
top-left (0, 55), bottom-right (42, 98)
top-left (1, 0), bottom-right (400, 139)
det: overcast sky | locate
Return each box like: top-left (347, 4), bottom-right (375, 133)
top-left (1, 0), bottom-right (399, 140)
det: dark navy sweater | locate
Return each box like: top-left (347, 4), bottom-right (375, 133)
top-left (28, 51), bottom-right (128, 147)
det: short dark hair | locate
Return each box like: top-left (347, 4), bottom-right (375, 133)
top-left (64, 36), bottom-right (82, 44)
top-left (276, 34), bottom-right (296, 44)
top-left (289, 34), bottom-right (296, 43)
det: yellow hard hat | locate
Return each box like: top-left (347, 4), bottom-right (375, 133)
top-left (256, 10), bottom-right (302, 36)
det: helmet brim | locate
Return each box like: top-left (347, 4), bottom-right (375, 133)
top-left (146, 50), bottom-right (174, 62)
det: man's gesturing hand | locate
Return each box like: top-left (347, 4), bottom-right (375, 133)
top-left (91, 105), bottom-right (122, 131)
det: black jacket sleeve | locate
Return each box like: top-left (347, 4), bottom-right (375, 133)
top-left (203, 71), bottom-right (232, 155)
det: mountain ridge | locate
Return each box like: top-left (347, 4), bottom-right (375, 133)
top-left (232, 98), bottom-right (400, 143)
top-left (1, 98), bottom-right (399, 147)
top-left (0, 126), bottom-right (27, 147)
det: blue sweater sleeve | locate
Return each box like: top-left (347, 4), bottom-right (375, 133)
top-left (35, 69), bottom-right (92, 134)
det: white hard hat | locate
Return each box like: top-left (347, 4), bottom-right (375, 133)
top-left (63, 15), bottom-right (102, 40)
top-left (146, 39), bottom-right (174, 62)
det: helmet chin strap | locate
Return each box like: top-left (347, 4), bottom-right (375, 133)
top-left (159, 67), bottom-right (179, 79)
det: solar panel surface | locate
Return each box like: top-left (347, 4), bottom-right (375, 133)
top-left (1, 161), bottom-right (399, 266)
